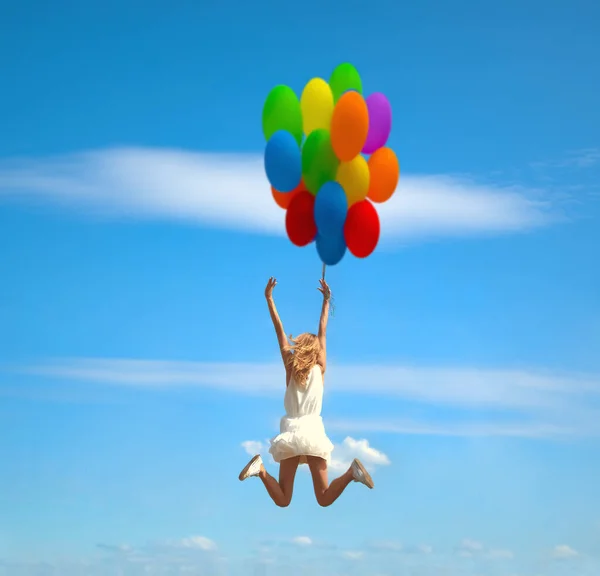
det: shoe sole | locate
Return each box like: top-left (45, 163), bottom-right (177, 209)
top-left (239, 454), bottom-right (261, 481)
top-left (354, 459), bottom-right (374, 489)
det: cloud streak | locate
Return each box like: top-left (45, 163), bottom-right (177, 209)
top-left (0, 147), bottom-right (559, 241)
top-left (326, 417), bottom-right (574, 439)
top-left (16, 357), bottom-right (600, 406)
top-left (8, 357), bottom-right (600, 439)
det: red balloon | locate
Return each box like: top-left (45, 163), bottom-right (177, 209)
top-left (344, 199), bottom-right (380, 258)
top-left (286, 190), bottom-right (317, 246)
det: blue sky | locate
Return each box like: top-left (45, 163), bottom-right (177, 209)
top-left (1, 0), bottom-right (600, 575)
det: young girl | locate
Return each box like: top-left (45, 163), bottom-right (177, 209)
top-left (238, 277), bottom-right (374, 507)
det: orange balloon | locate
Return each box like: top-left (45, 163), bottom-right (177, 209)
top-left (271, 180), bottom-right (304, 209)
top-left (367, 147), bottom-right (399, 203)
top-left (330, 91), bottom-right (369, 162)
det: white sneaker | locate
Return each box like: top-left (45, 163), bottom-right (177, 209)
top-left (350, 458), bottom-right (374, 489)
top-left (239, 454), bottom-right (263, 481)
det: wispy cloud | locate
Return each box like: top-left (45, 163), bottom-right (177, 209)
top-left (532, 148), bottom-right (600, 170)
top-left (456, 539), bottom-right (484, 557)
top-left (551, 544), bottom-right (579, 559)
top-left (98, 535), bottom-right (219, 556)
top-left (487, 548), bottom-right (514, 559)
top-left (85, 536), bottom-right (224, 576)
top-left (11, 357), bottom-right (600, 438)
top-left (368, 540), bottom-right (405, 552)
top-left (0, 147), bottom-right (559, 241)
top-left (341, 550), bottom-right (364, 560)
top-left (175, 536), bottom-right (218, 552)
top-left (455, 539), bottom-right (514, 561)
top-left (367, 541), bottom-right (433, 554)
top-left (564, 148), bottom-right (600, 168)
top-left (96, 543), bottom-right (133, 554)
top-left (528, 148), bottom-right (600, 201)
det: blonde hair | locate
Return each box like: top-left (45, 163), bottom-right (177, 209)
top-left (285, 332), bottom-right (321, 387)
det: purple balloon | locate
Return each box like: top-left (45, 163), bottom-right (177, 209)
top-left (362, 93), bottom-right (392, 154)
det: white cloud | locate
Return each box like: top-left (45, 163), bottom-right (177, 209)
top-left (551, 544), bottom-right (578, 559)
top-left (15, 358), bottom-right (600, 439)
top-left (240, 440), bottom-right (276, 466)
top-left (177, 536), bottom-right (217, 552)
top-left (328, 436), bottom-right (391, 474)
top-left (0, 147), bottom-right (558, 241)
top-left (241, 440), bottom-right (265, 456)
top-left (291, 536), bottom-right (312, 547)
top-left (241, 436), bottom-right (390, 476)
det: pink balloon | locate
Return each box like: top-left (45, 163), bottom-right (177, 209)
top-left (362, 93), bottom-right (392, 154)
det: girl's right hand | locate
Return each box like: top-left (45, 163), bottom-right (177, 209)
top-left (318, 278), bottom-right (331, 300)
top-left (265, 277), bottom-right (277, 299)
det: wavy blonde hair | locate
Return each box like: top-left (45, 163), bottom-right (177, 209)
top-left (285, 332), bottom-right (321, 387)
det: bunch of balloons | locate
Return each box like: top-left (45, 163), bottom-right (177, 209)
top-left (262, 62), bottom-right (399, 266)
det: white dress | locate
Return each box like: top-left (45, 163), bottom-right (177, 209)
top-left (269, 364), bottom-right (334, 465)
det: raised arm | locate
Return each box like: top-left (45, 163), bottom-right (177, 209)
top-left (265, 277), bottom-right (290, 365)
top-left (317, 278), bottom-right (331, 372)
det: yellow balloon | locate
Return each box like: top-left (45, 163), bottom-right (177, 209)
top-left (300, 78), bottom-right (334, 135)
top-left (336, 155), bottom-right (370, 205)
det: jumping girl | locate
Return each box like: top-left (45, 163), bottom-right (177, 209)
top-left (238, 276), bottom-right (374, 507)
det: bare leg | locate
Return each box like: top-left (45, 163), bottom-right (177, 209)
top-left (307, 456), bottom-right (354, 507)
top-left (259, 456), bottom-right (300, 507)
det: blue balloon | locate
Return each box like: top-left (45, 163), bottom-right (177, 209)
top-left (314, 181), bottom-right (348, 237)
top-left (316, 232), bottom-right (347, 266)
top-left (264, 130), bottom-right (302, 192)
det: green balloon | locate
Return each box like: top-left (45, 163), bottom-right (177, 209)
top-left (329, 63), bottom-right (363, 103)
top-left (301, 129), bottom-right (339, 195)
top-left (262, 85), bottom-right (303, 146)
